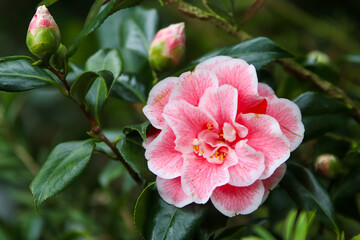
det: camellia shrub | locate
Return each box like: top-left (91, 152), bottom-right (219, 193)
top-left (0, 0), bottom-right (359, 239)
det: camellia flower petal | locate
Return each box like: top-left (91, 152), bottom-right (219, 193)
top-left (143, 56), bottom-right (304, 217)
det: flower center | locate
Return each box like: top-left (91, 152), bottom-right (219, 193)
top-left (191, 122), bottom-right (239, 164)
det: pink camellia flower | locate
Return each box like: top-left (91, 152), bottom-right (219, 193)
top-left (149, 23), bottom-right (185, 72)
top-left (143, 56), bottom-right (304, 217)
top-left (26, 5), bottom-right (61, 59)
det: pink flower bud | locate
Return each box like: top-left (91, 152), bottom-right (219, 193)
top-left (315, 154), bottom-right (341, 178)
top-left (149, 23), bottom-right (185, 72)
top-left (26, 5), bottom-right (61, 59)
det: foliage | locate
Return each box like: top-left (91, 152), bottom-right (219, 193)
top-left (0, 0), bottom-right (359, 239)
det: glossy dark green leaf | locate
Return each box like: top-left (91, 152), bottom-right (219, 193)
top-left (294, 92), bottom-right (350, 141)
top-left (187, 37), bottom-right (293, 70)
top-left (67, 0), bottom-right (116, 57)
top-left (118, 7), bottom-right (158, 56)
top-left (111, 0), bottom-right (145, 14)
top-left (0, 55), bottom-right (34, 63)
top-left (331, 146), bottom-right (360, 200)
top-left (37, 0), bottom-right (59, 7)
top-left (30, 140), bottom-right (95, 209)
top-left (109, 48), bottom-right (152, 103)
top-left (83, 49), bottom-right (122, 122)
top-left (0, 59), bottom-right (55, 92)
top-left (85, 70), bottom-right (114, 124)
top-left (123, 121), bottom-right (150, 143)
top-left (207, 0), bottom-right (234, 18)
top-left (134, 183), bottom-right (207, 240)
top-left (70, 71), bottom-right (99, 103)
top-left (86, 78), bottom-right (108, 124)
top-left (110, 74), bottom-right (147, 103)
top-left (96, 9), bottom-right (155, 103)
top-left (281, 163), bottom-right (339, 234)
top-left (85, 48), bottom-right (123, 79)
top-left (84, 0), bottom-right (104, 27)
top-left (116, 131), bottom-right (154, 182)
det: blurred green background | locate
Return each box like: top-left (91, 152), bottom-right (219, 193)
top-left (0, 0), bottom-right (359, 239)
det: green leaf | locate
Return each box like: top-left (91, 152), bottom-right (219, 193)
top-left (110, 73), bottom-right (147, 103)
top-left (134, 183), bottom-right (207, 240)
top-left (293, 211), bottom-right (308, 240)
top-left (123, 121), bottom-right (150, 143)
top-left (70, 71), bottom-right (99, 103)
top-left (0, 59), bottom-right (55, 92)
top-left (0, 55), bottom-right (34, 63)
top-left (284, 210), bottom-right (297, 240)
top-left (294, 92), bottom-right (349, 141)
top-left (98, 161), bottom-right (125, 188)
top-left (67, 0), bottom-right (116, 58)
top-left (109, 49), bottom-right (152, 103)
top-left (331, 146), bottom-right (360, 200)
top-left (351, 235), bottom-right (360, 240)
top-left (70, 70), bottom-right (114, 113)
top-left (96, 9), bottom-right (156, 102)
top-left (85, 48), bottom-right (123, 79)
top-left (84, 0), bottom-right (105, 27)
top-left (85, 71), bottom-right (115, 124)
top-left (37, 0), bottom-right (59, 7)
top-left (110, 0), bottom-right (145, 14)
top-left (214, 226), bottom-right (246, 240)
top-left (118, 7), bottom-right (158, 57)
top-left (187, 37), bottom-right (293, 71)
top-left (116, 131), bottom-right (154, 182)
top-left (30, 140), bottom-right (95, 209)
top-left (252, 226), bottom-right (277, 240)
top-left (281, 163), bottom-right (339, 234)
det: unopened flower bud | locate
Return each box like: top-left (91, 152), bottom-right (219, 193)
top-left (149, 23), bottom-right (185, 72)
top-left (26, 6), bottom-right (61, 59)
top-left (315, 154), bottom-right (341, 178)
top-left (307, 50), bottom-right (330, 65)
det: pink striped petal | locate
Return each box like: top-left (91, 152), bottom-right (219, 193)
top-left (265, 98), bottom-right (304, 151)
top-left (237, 113), bottom-right (290, 179)
top-left (199, 85), bottom-right (238, 126)
top-left (145, 126), bottom-right (183, 179)
top-left (143, 77), bottom-right (178, 129)
top-left (262, 164), bottom-right (287, 202)
top-left (142, 127), bottom-right (161, 148)
top-left (212, 59), bottom-right (259, 113)
top-left (169, 70), bottom-right (219, 106)
top-left (195, 56), bottom-right (233, 70)
top-left (258, 83), bottom-right (275, 99)
top-left (157, 177), bottom-right (193, 208)
top-left (181, 151), bottom-right (238, 203)
top-left (163, 100), bottom-right (218, 153)
top-left (211, 181), bottom-right (265, 217)
top-left (228, 140), bottom-right (265, 187)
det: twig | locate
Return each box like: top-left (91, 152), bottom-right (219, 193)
top-left (164, 0), bottom-right (250, 41)
top-left (50, 67), bottom-right (143, 185)
top-left (164, 0), bottom-right (360, 124)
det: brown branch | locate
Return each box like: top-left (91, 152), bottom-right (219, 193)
top-left (48, 66), bottom-right (71, 95)
top-left (164, 0), bottom-right (360, 124)
top-left (164, 0), bottom-right (250, 41)
top-left (50, 67), bottom-right (143, 185)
